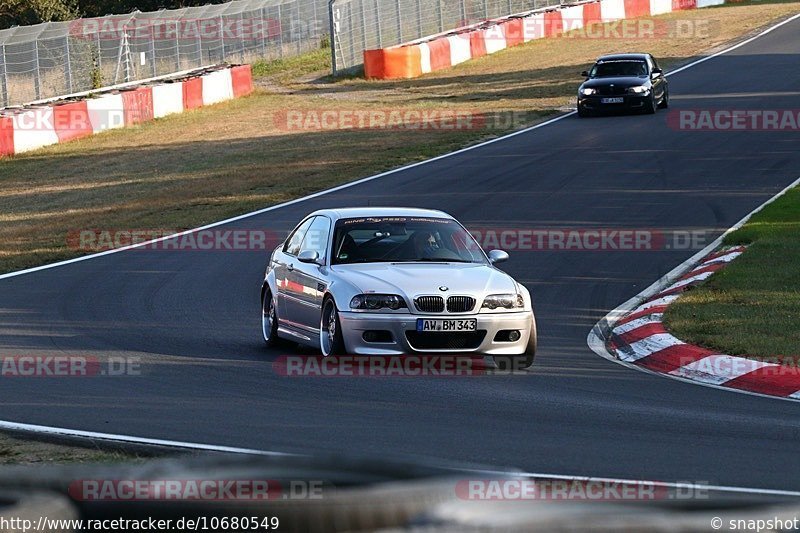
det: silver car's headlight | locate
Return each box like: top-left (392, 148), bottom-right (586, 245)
top-left (481, 293), bottom-right (524, 310)
top-left (627, 85), bottom-right (649, 94)
top-left (580, 87), bottom-right (597, 96)
top-left (349, 294), bottom-right (407, 311)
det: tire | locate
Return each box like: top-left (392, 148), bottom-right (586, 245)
top-left (493, 314), bottom-right (537, 371)
top-left (644, 94), bottom-right (657, 114)
top-left (261, 288), bottom-right (280, 348)
top-left (658, 88), bottom-right (669, 109)
top-left (320, 297), bottom-right (346, 356)
top-left (577, 105), bottom-right (590, 118)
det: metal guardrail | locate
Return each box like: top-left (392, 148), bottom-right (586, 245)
top-left (0, 0), bottom-right (330, 108)
top-left (328, 0), bottom-right (564, 75)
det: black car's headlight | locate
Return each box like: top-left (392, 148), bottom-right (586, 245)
top-left (481, 293), bottom-right (524, 310)
top-left (350, 294), bottom-right (407, 310)
top-left (580, 87), bottom-right (597, 96)
top-left (627, 85), bottom-right (649, 94)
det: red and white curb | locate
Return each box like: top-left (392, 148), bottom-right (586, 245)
top-left (596, 245), bottom-right (800, 399)
top-left (0, 64), bottom-right (253, 157)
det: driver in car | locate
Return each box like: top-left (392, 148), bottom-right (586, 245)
top-left (412, 230), bottom-right (439, 259)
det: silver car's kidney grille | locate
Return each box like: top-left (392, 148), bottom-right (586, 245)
top-left (446, 296), bottom-right (475, 313)
top-left (415, 296), bottom-right (444, 313)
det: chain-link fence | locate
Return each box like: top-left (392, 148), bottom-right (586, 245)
top-left (0, 0), bottom-right (329, 107)
top-left (329, 0), bottom-right (564, 74)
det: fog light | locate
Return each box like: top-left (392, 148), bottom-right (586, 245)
top-left (508, 330), bottom-right (521, 342)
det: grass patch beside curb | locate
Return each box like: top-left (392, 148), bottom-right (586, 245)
top-left (663, 187), bottom-right (800, 362)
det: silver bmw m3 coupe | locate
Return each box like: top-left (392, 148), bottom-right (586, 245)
top-left (260, 207), bottom-right (537, 369)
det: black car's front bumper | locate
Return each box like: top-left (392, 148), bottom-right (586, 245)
top-left (578, 94), bottom-right (651, 114)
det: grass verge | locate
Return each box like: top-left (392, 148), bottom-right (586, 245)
top-left (663, 186), bottom-right (800, 363)
top-left (0, 433), bottom-right (140, 464)
top-left (0, 2), bottom-right (799, 274)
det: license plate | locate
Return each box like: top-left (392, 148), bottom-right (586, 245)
top-left (601, 97), bottom-right (624, 104)
top-left (416, 319), bottom-right (477, 332)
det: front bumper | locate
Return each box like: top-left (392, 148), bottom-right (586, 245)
top-left (338, 311), bottom-right (533, 355)
top-left (578, 94), bottom-right (650, 113)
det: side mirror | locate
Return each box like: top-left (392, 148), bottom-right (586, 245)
top-left (651, 68), bottom-right (663, 78)
top-left (297, 250), bottom-right (321, 265)
top-left (581, 70), bottom-right (589, 77)
top-left (487, 249), bottom-right (509, 264)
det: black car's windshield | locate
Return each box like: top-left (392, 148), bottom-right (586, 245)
top-left (590, 60), bottom-right (648, 78)
top-left (331, 216), bottom-right (487, 265)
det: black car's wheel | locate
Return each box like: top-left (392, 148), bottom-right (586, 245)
top-left (261, 288), bottom-right (280, 347)
top-left (577, 105), bottom-right (590, 118)
top-left (320, 297), bottom-right (346, 356)
top-left (644, 94), bottom-right (657, 114)
top-left (658, 87), bottom-right (669, 109)
top-left (494, 314), bottom-right (537, 371)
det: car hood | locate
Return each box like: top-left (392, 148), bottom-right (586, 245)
top-left (330, 263), bottom-right (517, 299)
top-left (581, 76), bottom-right (649, 89)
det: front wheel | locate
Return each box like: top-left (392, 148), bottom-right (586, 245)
top-left (494, 315), bottom-right (537, 371)
top-left (644, 94), bottom-right (657, 114)
top-left (262, 288), bottom-right (280, 348)
top-left (658, 88), bottom-right (669, 109)
top-left (320, 297), bottom-right (346, 356)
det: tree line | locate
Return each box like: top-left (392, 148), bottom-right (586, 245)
top-left (0, 0), bottom-right (229, 29)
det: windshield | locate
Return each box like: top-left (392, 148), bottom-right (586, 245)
top-left (331, 216), bottom-right (487, 265)
top-left (590, 60), bottom-right (648, 78)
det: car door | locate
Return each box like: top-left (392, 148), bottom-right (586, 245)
top-left (274, 217), bottom-right (314, 328)
top-left (288, 215), bottom-right (332, 332)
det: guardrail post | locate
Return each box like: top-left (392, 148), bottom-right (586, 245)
top-left (240, 11), bottom-right (247, 62)
top-left (311, 0), bottom-right (318, 38)
top-left (347, 2), bottom-right (355, 68)
top-left (396, 1), bottom-right (402, 42)
top-left (175, 21), bottom-right (182, 70)
top-left (295, 0), bottom-right (302, 55)
top-left (33, 40), bottom-right (42, 100)
top-left (328, 0), bottom-right (337, 75)
top-left (259, 6), bottom-right (268, 57)
top-left (276, 4), bottom-right (283, 58)
top-left (65, 36), bottom-right (74, 93)
top-left (150, 27), bottom-right (158, 76)
top-left (219, 15), bottom-right (226, 61)
top-left (415, 0), bottom-right (422, 37)
top-left (374, 0), bottom-right (382, 48)
top-left (95, 32), bottom-right (102, 69)
top-left (0, 45), bottom-right (8, 107)
top-left (196, 20), bottom-right (203, 67)
top-left (360, 0), bottom-right (367, 52)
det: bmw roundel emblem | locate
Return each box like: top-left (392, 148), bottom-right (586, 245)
top-left (439, 286), bottom-right (449, 292)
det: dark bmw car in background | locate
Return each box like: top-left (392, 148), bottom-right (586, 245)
top-left (577, 53), bottom-right (669, 117)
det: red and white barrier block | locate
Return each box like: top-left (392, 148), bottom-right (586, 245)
top-left (364, 0), bottom-right (723, 79)
top-left (608, 247), bottom-right (800, 399)
top-left (0, 64), bottom-right (253, 157)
